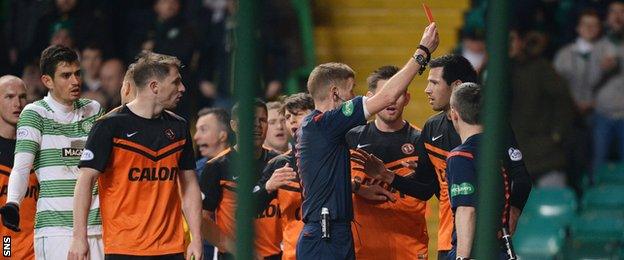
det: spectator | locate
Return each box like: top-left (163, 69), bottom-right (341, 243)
top-left (553, 10), bottom-right (615, 190)
top-left (126, 0), bottom-right (197, 66)
top-left (80, 44), bottom-right (104, 92)
top-left (3, 0), bottom-right (48, 74)
top-left (456, 28), bottom-right (487, 74)
top-left (30, 0), bottom-right (113, 62)
top-left (509, 28), bottom-right (576, 187)
top-left (81, 89), bottom-right (110, 111)
top-left (591, 1), bottom-right (624, 177)
top-left (194, 0), bottom-right (236, 109)
top-left (20, 63), bottom-right (46, 103)
top-left (99, 58), bottom-right (125, 109)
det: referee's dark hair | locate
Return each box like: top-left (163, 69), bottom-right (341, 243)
top-left (40, 45), bottom-right (79, 77)
top-left (450, 82), bottom-right (482, 125)
top-left (367, 65), bottom-right (400, 92)
top-left (231, 98), bottom-right (268, 121)
top-left (429, 54), bottom-right (478, 86)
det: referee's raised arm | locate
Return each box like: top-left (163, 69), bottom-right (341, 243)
top-left (365, 22), bottom-right (439, 115)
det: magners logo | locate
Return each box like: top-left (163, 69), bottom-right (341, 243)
top-left (62, 148), bottom-right (83, 157)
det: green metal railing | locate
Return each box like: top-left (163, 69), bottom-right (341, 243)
top-left (476, 0), bottom-right (510, 258)
top-left (233, 0), bottom-right (259, 259)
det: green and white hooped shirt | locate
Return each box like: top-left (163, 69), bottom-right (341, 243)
top-left (10, 94), bottom-right (103, 237)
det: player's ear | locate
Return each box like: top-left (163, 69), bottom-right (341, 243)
top-left (41, 74), bottom-right (54, 90)
top-left (451, 80), bottom-right (462, 89)
top-left (218, 130), bottom-right (228, 143)
top-left (365, 91), bottom-right (374, 98)
top-left (230, 119), bottom-right (238, 133)
top-left (149, 80), bottom-right (158, 94)
top-left (329, 85), bottom-right (339, 100)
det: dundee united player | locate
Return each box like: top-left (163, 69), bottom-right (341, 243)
top-left (296, 23), bottom-right (438, 259)
top-left (253, 93), bottom-right (314, 260)
top-left (0, 45), bottom-right (105, 259)
top-left (200, 99), bottom-right (282, 260)
top-left (356, 54), bottom-right (532, 259)
top-left (69, 52), bottom-right (203, 260)
top-left (0, 75), bottom-right (37, 259)
top-left (346, 66), bottom-right (428, 260)
top-left (264, 101), bottom-right (289, 153)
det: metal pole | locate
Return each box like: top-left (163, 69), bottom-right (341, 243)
top-left (233, 0), bottom-right (259, 258)
top-left (476, 0), bottom-right (510, 258)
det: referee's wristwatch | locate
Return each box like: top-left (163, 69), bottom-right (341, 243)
top-left (413, 45), bottom-right (431, 75)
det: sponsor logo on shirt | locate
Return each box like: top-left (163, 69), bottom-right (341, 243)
top-left (80, 149), bottom-right (94, 161)
top-left (128, 167), bottom-right (179, 181)
top-left (508, 147), bottom-right (523, 161)
top-left (342, 100), bottom-right (354, 116)
top-left (62, 148), bottom-right (83, 157)
top-left (450, 182), bottom-right (475, 197)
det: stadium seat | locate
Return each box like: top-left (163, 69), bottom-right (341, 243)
top-left (515, 217), bottom-right (565, 259)
top-left (563, 214), bottom-right (624, 259)
top-left (522, 187), bottom-right (577, 227)
top-left (581, 185), bottom-right (624, 211)
top-left (594, 162), bottom-right (624, 186)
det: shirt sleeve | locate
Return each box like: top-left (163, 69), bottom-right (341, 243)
top-left (79, 119), bottom-right (114, 173)
top-left (502, 126), bottom-right (532, 211)
top-left (7, 108), bottom-right (43, 204)
top-left (313, 96), bottom-right (367, 142)
top-left (447, 154), bottom-right (477, 209)
top-left (253, 158), bottom-right (284, 214)
top-left (178, 129), bottom-right (196, 170)
top-left (200, 162), bottom-right (223, 211)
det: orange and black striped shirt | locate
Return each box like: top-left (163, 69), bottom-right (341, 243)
top-left (200, 147), bottom-right (282, 257)
top-left (256, 150), bottom-right (302, 260)
top-left (347, 122), bottom-right (428, 260)
top-left (79, 106), bottom-right (195, 256)
top-left (0, 136), bottom-right (38, 260)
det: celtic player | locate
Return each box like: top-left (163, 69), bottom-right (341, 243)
top-left (0, 45), bottom-right (105, 259)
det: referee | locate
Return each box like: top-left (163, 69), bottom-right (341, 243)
top-left (296, 23), bottom-right (439, 259)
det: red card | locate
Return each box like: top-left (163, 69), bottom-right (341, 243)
top-left (422, 3), bottom-right (434, 23)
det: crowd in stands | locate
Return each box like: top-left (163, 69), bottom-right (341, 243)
top-left (459, 0), bottom-right (624, 194)
top-left (0, 0), bottom-right (302, 117)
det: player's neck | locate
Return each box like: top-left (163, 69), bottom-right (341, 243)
top-left (458, 123), bottom-right (483, 143)
top-left (314, 99), bottom-right (338, 113)
top-left (374, 118), bottom-right (405, 132)
top-left (0, 122), bottom-right (16, 139)
top-left (47, 92), bottom-right (75, 112)
top-left (126, 98), bottom-right (164, 119)
top-left (208, 143), bottom-right (229, 158)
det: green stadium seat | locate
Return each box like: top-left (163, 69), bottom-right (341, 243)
top-left (522, 187), bottom-right (577, 227)
top-left (563, 214), bottom-right (624, 259)
top-left (595, 163), bottom-right (624, 186)
top-left (515, 217), bottom-right (565, 259)
top-left (581, 185), bottom-right (624, 211)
